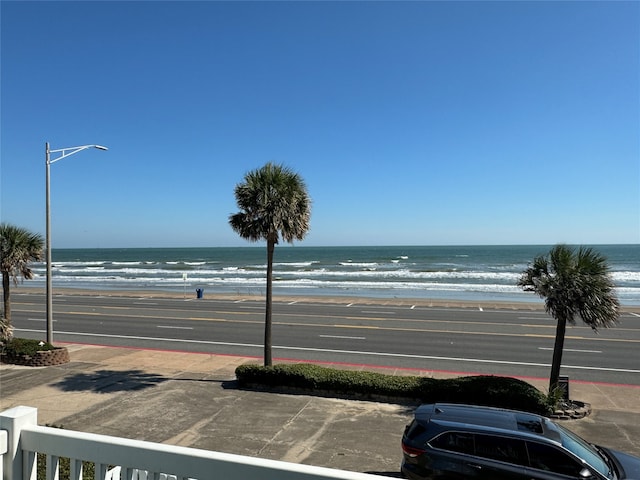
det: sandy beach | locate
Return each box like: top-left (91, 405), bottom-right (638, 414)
top-left (14, 285), bottom-right (546, 308)
top-left (23, 245), bottom-right (640, 308)
top-left (13, 285), bottom-right (640, 314)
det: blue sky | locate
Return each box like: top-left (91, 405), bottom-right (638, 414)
top-left (1, 1), bottom-right (638, 248)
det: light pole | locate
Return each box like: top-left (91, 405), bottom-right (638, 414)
top-left (45, 142), bottom-right (108, 344)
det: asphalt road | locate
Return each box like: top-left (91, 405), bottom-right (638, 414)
top-left (9, 292), bottom-right (640, 386)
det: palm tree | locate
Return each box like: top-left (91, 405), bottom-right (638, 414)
top-left (229, 162), bottom-right (311, 366)
top-left (518, 244), bottom-right (619, 394)
top-left (0, 223), bottom-right (44, 323)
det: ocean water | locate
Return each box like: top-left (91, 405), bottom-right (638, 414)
top-left (24, 245), bottom-right (640, 305)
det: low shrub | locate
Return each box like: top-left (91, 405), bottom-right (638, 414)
top-left (236, 363), bottom-right (550, 415)
top-left (0, 316), bottom-right (14, 343)
top-left (36, 425), bottom-right (96, 479)
top-left (2, 337), bottom-right (57, 356)
top-left (37, 451), bottom-right (96, 480)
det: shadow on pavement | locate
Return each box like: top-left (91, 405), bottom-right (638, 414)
top-left (52, 369), bottom-right (168, 393)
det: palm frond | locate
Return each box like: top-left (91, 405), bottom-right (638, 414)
top-left (0, 223), bottom-right (45, 284)
top-left (229, 162), bottom-right (311, 245)
top-left (518, 244), bottom-right (619, 329)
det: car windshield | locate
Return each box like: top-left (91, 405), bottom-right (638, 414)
top-left (556, 423), bottom-right (613, 479)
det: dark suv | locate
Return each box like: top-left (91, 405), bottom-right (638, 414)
top-left (401, 403), bottom-right (640, 480)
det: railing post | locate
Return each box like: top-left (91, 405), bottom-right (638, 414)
top-left (1, 429), bottom-right (8, 479)
top-left (0, 406), bottom-right (38, 480)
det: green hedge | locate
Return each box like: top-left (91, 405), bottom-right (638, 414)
top-left (36, 425), bottom-right (97, 479)
top-left (2, 337), bottom-right (56, 356)
top-left (37, 453), bottom-right (96, 480)
top-left (235, 363), bottom-right (550, 415)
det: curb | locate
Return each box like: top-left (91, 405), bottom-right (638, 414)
top-left (1, 346), bottom-right (71, 367)
top-left (549, 400), bottom-right (592, 420)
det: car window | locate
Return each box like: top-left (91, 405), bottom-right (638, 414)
top-left (474, 434), bottom-right (528, 466)
top-left (555, 422), bottom-right (612, 478)
top-left (430, 431), bottom-right (475, 455)
top-left (515, 414), bottom-right (544, 434)
top-left (527, 441), bottom-right (584, 477)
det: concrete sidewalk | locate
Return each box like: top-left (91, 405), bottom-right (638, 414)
top-left (1, 344), bottom-right (639, 477)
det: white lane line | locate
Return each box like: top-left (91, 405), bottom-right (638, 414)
top-left (319, 335), bottom-right (366, 340)
top-left (157, 325), bottom-right (194, 330)
top-left (630, 312), bottom-right (640, 318)
top-left (15, 328), bottom-right (640, 375)
top-left (346, 303), bottom-right (354, 307)
top-left (134, 302), bottom-right (158, 305)
top-left (410, 305), bottom-right (416, 309)
top-left (539, 347), bottom-right (602, 354)
top-left (361, 310), bottom-right (396, 315)
top-left (288, 301), bottom-right (298, 305)
top-left (27, 318), bottom-right (47, 322)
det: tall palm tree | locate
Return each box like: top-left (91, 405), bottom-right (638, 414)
top-left (229, 162), bottom-right (311, 366)
top-left (0, 223), bottom-right (44, 323)
top-left (518, 244), bottom-right (619, 394)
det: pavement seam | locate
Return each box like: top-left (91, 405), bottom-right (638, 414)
top-left (614, 421), bottom-right (640, 450)
top-left (256, 398), bottom-right (314, 458)
top-left (278, 401), bottom-right (340, 464)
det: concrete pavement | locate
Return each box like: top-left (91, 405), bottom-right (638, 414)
top-left (1, 343), bottom-right (639, 477)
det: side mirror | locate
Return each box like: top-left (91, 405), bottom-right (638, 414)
top-left (579, 467), bottom-right (595, 479)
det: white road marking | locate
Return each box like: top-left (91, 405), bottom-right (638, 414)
top-left (539, 347), bottom-right (602, 354)
top-left (319, 335), bottom-right (366, 340)
top-left (15, 328), bottom-right (640, 375)
top-left (157, 325), bottom-right (194, 330)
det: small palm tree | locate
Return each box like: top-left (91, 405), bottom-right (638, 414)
top-left (518, 244), bottom-right (619, 394)
top-left (0, 223), bottom-right (45, 323)
top-left (0, 316), bottom-right (13, 344)
top-left (229, 162), bottom-right (311, 366)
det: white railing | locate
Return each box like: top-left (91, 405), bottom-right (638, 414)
top-left (1, 406), bottom-right (395, 480)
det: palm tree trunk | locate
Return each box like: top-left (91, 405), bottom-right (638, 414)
top-left (264, 238), bottom-right (275, 367)
top-left (549, 316), bottom-right (567, 394)
top-left (2, 272), bottom-right (10, 322)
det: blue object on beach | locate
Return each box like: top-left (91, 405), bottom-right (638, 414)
top-left (30, 245), bottom-right (640, 306)
top-left (196, 288), bottom-right (204, 299)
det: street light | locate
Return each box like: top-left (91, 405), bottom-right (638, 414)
top-left (45, 142), bottom-right (108, 344)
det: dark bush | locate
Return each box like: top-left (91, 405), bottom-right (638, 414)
top-left (414, 375), bottom-right (550, 415)
top-left (36, 425), bottom-right (96, 479)
top-left (37, 453), bottom-right (96, 480)
top-left (3, 337), bottom-right (56, 356)
top-left (235, 363), bottom-right (550, 415)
